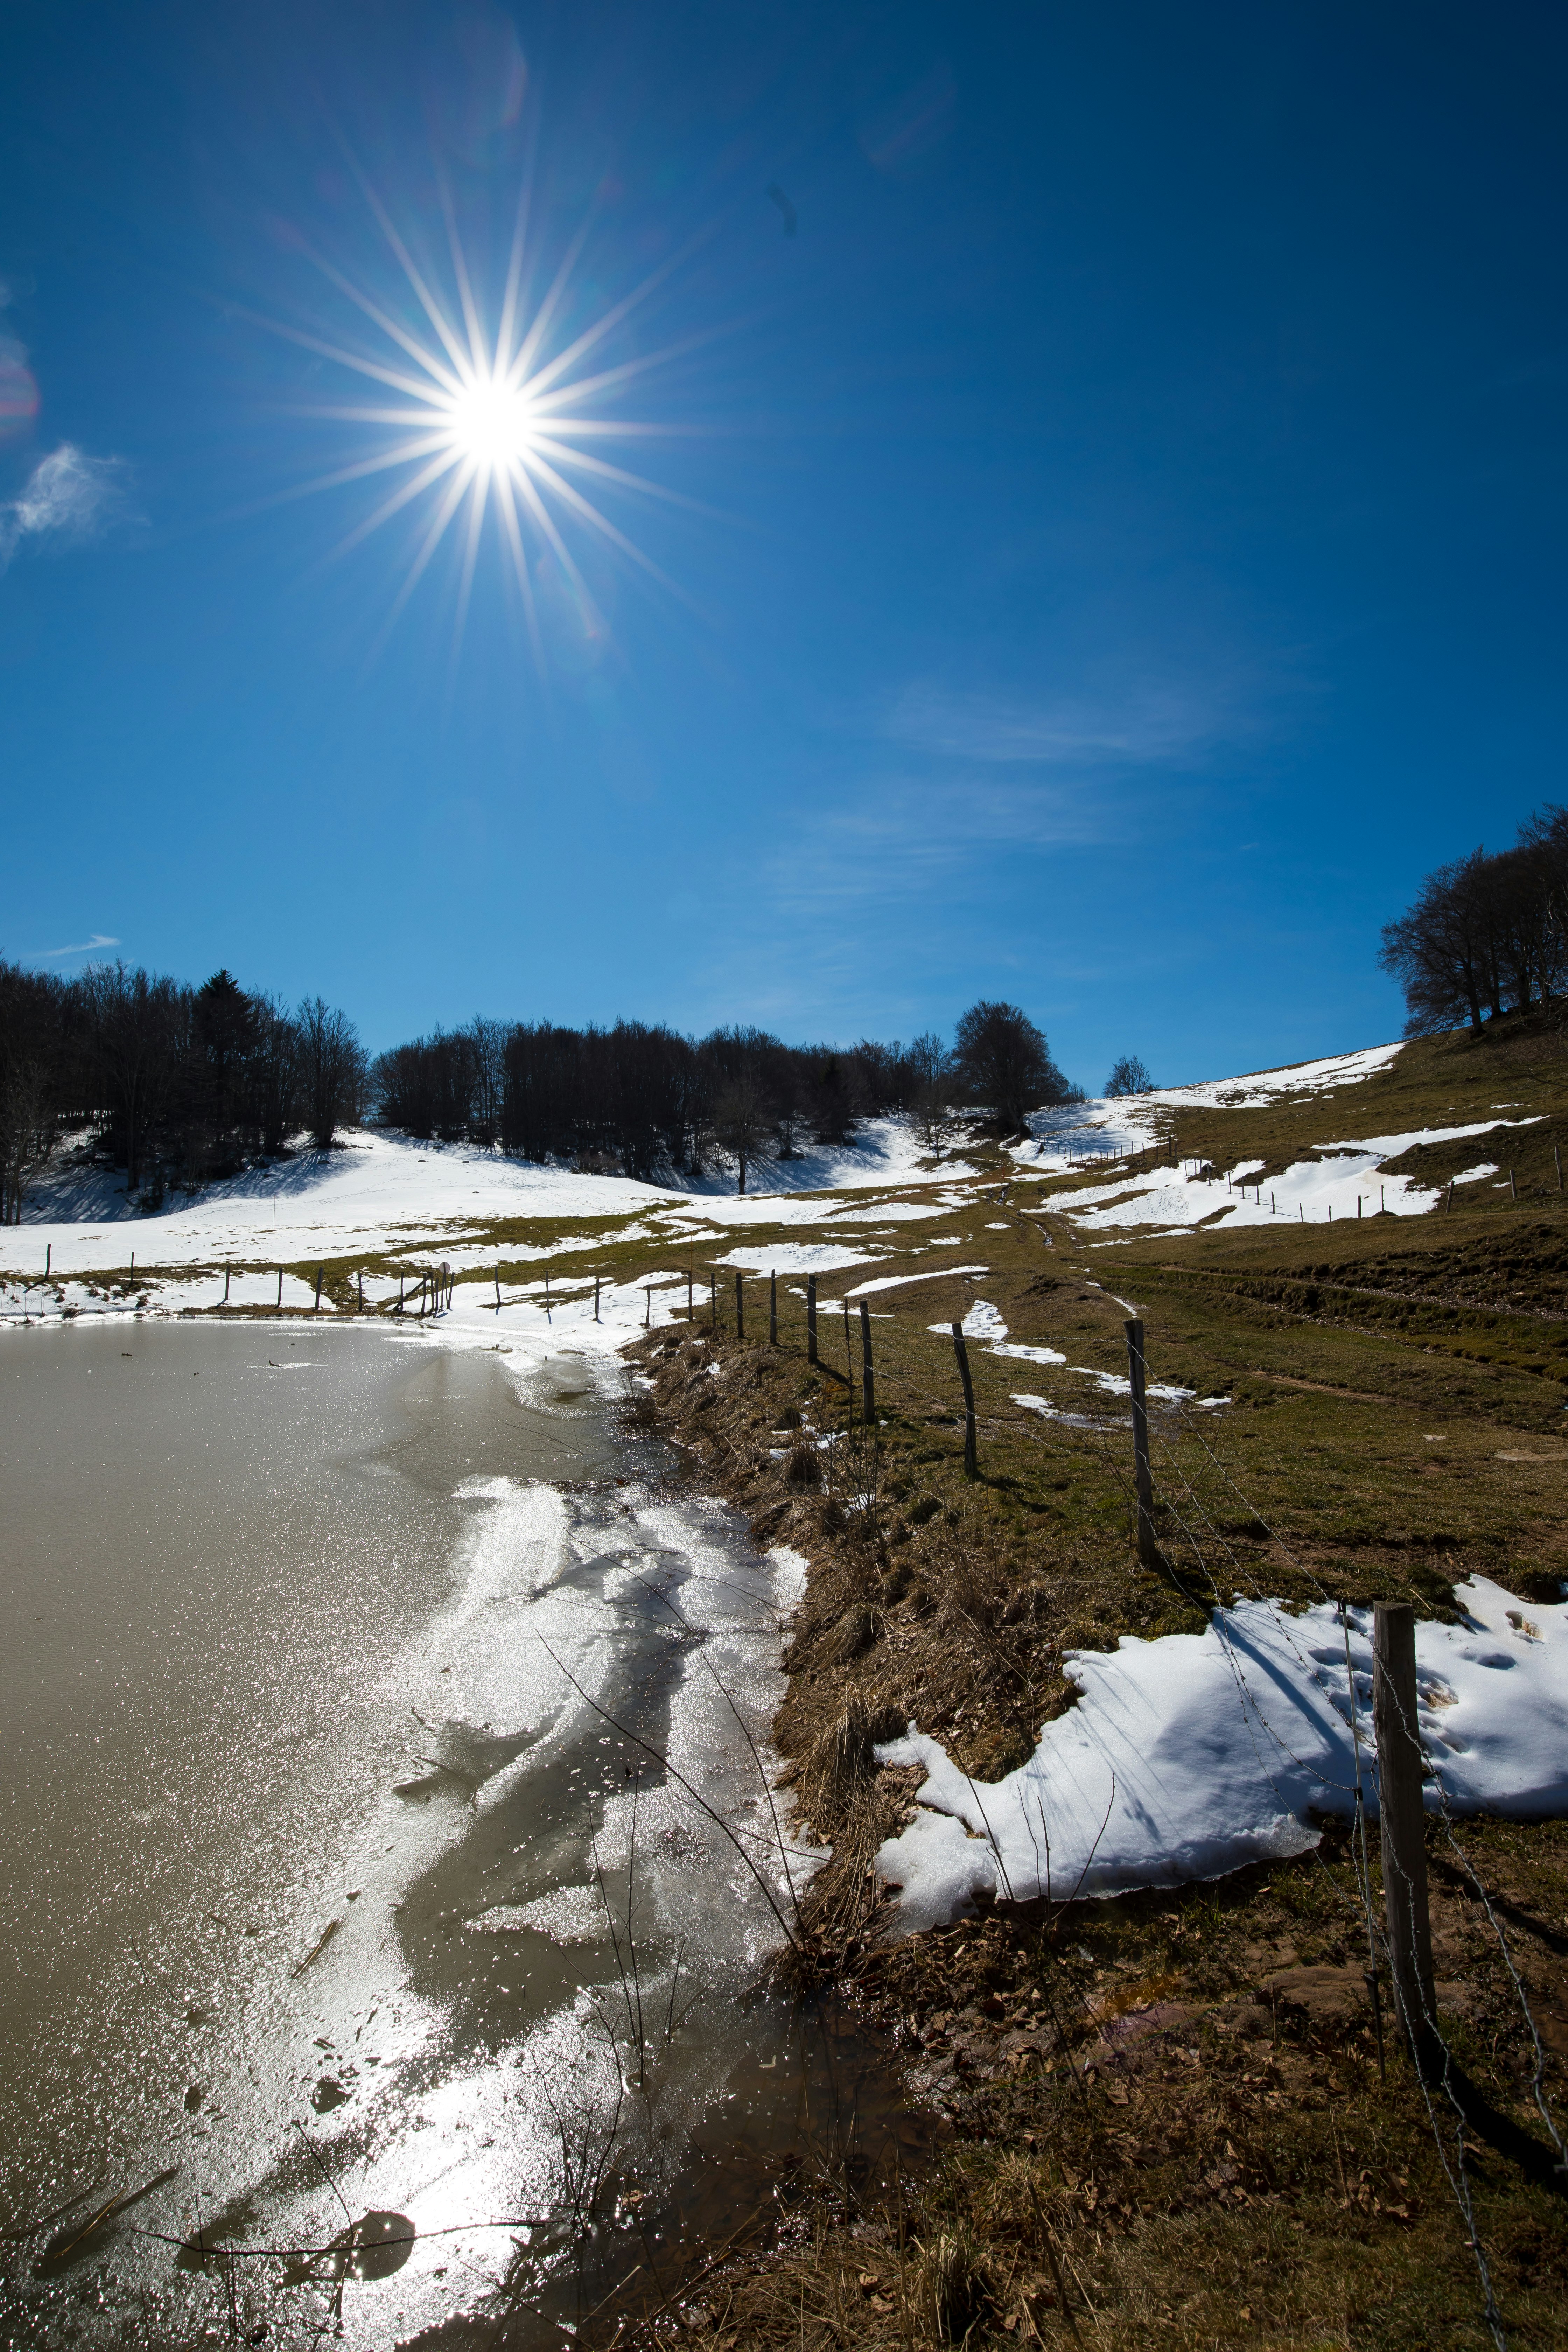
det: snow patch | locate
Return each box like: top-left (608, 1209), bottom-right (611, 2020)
top-left (873, 1577), bottom-right (1568, 1929)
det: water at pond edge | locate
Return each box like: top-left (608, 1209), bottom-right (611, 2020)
top-left (0, 1320), bottom-right (930, 2347)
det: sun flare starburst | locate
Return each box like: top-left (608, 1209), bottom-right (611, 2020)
top-left (253, 170), bottom-right (702, 665)
top-left (446, 374), bottom-right (540, 467)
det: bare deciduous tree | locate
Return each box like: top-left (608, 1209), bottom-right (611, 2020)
top-left (712, 1077), bottom-right (773, 1195)
top-left (298, 996), bottom-right (368, 1151)
top-left (952, 1000), bottom-right (1069, 1133)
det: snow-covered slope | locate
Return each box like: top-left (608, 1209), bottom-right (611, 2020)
top-left (0, 1117), bottom-right (972, 1278)
top-left (1011, 1039), bottom-right (1542, 1235)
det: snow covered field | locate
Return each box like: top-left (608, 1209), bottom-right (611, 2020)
top-left (0, 1116), bottom-right (975, 1324)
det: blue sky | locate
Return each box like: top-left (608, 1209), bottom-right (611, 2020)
top-left (2, 1), bottom-right (1565, 1088)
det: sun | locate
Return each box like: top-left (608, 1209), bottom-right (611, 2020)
top-left (250, 168), bottom-right (700, 663)
top-left (444, 374), bottom-right (539, 469)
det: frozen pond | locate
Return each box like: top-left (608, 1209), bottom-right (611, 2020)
top-left (0, 1321), bottom-right (916, 2345)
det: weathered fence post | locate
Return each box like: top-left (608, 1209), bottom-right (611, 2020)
top-left (950, 1321), bottom-right (978, 1478)
top-left (45, 1244), bottom-right (50, 1278)
top-left (315, 1265), bottom-right (323, 1312)
top-left (1510, 1167), bottom-right (1517, 1200)
top-left (645, 1287), bottom-right (652, 1328)
top-left (842, 1301), bottom-right (853, 1406)
top-left (224, 1269), bottom-right (231, 1304)
top-left (1124, 1318), bottom-right (1158, 1572)
top-left (687, 1267), bottom-right (693, 1322)
top-left (545, 1272), bottom-right (552, 1320)
top-left (398, 1271), bottom-right (405, 1313)
top-left (276, 1268), bottom-right (283, 1310)
top-left (770, 1270), bottom-right (778, 1347)
top-left (595, 1275), bottom-right (602, 1323)
top-left (495, 1269), bottom-right (502, 1310)
top-left (1373, 1602), bottom-right (1438, 2074)
top-left (860, 1298), bottom-right (875, 1421)
top-left (807, 1273), bottom-right (818, 1364)
top-left (357, 1269), bottom-right (364, 1310)
top-left (735, 1271), bottom-right (745, 1340)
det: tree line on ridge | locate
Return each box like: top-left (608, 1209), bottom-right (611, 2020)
top-left (0, 960), bottom-right (1076, 1220)
top-left (1380, 801), bottom-right (1568, 1036)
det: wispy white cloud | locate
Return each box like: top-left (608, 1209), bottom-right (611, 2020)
top-left (33, 933), bottom-right (121, 961)
top-left (883, 679), bottom-right (1236, 768)
top-left (757, 774), bottom-right (1113, 924)
top-left (0, 443), bottom-right (134, 572)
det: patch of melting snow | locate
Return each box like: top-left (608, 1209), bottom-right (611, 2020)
top-left (872, 1577), bottom-right (1568, 1930)
top-left (1011, 1394), bottom-right (1110, 1429)
top-left (847, 1265), bottom-right (988, 1297)
top-left (932, 1299), bottom-right (1008, 1341)
top-left (928, 1300), bottom-right (1186, 1395)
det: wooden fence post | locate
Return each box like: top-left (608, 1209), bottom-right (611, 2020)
top-left (1124, 1318), bottom-right (1158, 1572)
top-left (1373, 1602), bottom-right (1438, 2074)
top-left (398, 1271), bottom-right (405, 1312)
top-left (770, 1270), bottom-right (778, 1347)
top-left (277, 1268), bottom-right (283, 1309)
top-left (807, 1274), bottom-right (818, 1364)
top-left (224, 1269), bottom-right (231, 1303)
top-left (687, 1267), bottom-right (693, 1322)
top-left (495, 1269), bottom-right (502, 1309)
top-left (860, 1298), bottom-right (875, 1422)
top-left (1510, 1167), bottom-right (1517, 1200)
top-left (735, 1271), bottom-right (745, 1340)
top-left (545, 1273), bottom-right (552, 1320)
top-left (645, 1287), bottom-right (652, 1328)
top-left (951, 1321), bottom-right (978, 1478)
top-left (45, 1244), bottom-right (50, 1277)
top-left (595, 1275), bottom-right (601, 1323)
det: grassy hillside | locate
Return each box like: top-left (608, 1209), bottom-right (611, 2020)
top-left (591, 1021), bottom-right (1568, 2351)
